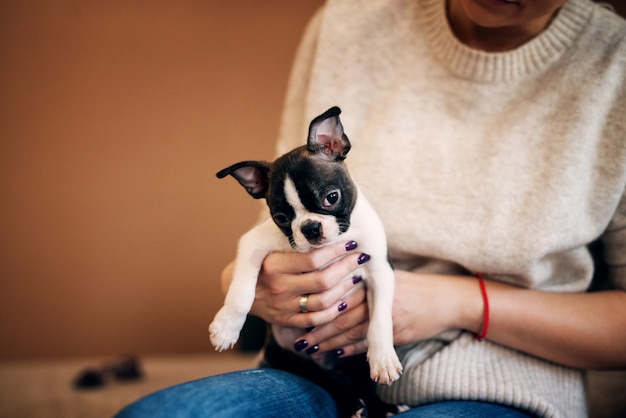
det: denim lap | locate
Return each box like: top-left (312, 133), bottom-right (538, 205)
top-left (115, 368), bottom-right (534, 418)
top-left (114, 368), bottom-right (339, 418)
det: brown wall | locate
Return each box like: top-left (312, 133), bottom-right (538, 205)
top-left (0, 0), bottom-right (323, 359)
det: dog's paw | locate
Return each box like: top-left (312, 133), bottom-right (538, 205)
top-left (368, 350), bottom-right (403, 385)
top-left (208, 309), bottom-right (245, 351)
top-left (208, 321), bottom-right (241, 351)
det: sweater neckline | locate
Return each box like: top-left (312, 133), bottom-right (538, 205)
top-left (421, 0), bottom-right (593, 82)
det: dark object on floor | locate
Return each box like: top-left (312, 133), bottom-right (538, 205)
top-left (74, 369), bottom-right (105, 388)
top-left (73, 356), bottom-right (142, 390)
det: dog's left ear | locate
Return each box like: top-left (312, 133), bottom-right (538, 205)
top-left (216, 161), bottom-right (270, 199)
top-left (307, 106), bottom-right (351, 161)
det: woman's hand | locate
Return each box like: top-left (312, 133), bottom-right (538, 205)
top-left (248, 240), bottom-right (371, 330)
top-left (294, 270), bottom-right (484, 358)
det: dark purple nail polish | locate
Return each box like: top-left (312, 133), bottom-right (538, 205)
top-left (338, 301), bottom-right (348, 312)
top-left (357, 253), bottom-right (371, 265)
top-left (345, 241), bottom-right (358, 251)
top-left (334, 348), bottom-right (345, 357)
top-left (352, 275), bottom-right (363, 285)
top-left (294, 340), bottom-right (308, 352)
top-left (305, 327), bottom-right (315, 333)
top-left (305, 345), bottom-right (320, 355)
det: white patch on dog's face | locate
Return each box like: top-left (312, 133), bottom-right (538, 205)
top-left (283, 175), bottom-right (341, 251)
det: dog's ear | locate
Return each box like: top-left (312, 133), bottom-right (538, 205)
top-left (307, 106), bottom-right (351, 161)
top-left (216, 161), bottom-right (270, 199)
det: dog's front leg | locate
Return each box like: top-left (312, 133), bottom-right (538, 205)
top-left (350, 193), bottom-right (403, 384)
top-left (364, 259), bottom-right (403, 384)
top-left (209, 219), bottom-right (280, 351)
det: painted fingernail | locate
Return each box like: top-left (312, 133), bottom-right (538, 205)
top-left (357, 253), bottom-right (371, 265)
top-left (294, 340), bottom-right (308, 352)
top-left (338, 301), bottom-right (348, 312)
top-left (334, 348), bottom-right (345, 357)
top-left (305, 327), bottom-right (315, 332)
top-left (305, 345), bottom-right (320, 355)
top-left (345, 241), bottom-right (358, 251)
top-left (352, 275), bottom-right (363, 285)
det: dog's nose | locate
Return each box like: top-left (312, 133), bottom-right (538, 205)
top-left (301, 221), bottom-right (322, 243)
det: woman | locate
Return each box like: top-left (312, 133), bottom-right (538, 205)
top-left (117, 0), bottom-right (626, 416)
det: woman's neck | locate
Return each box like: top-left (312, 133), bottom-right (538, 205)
top-left (446, 0), bottom-right (561, 52)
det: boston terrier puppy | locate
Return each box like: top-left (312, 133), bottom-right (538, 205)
top-left (209, 107), bottom-right (402, 417)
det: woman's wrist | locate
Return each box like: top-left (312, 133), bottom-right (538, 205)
top-left (392, 271), bottom-right (485, 345)
top-left (448, 273), bottom-right (486, 336)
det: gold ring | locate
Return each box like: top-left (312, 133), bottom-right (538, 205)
top-left (299, 294), bottom-right (310, 313)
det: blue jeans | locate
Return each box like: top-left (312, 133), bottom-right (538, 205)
top-left (115, 368), bottom-right (534, 418)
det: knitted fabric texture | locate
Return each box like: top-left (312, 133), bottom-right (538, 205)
top-left (275, 0), bottom-right (626, 416)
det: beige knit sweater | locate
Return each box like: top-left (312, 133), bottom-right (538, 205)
top-left (274, 0), bottom-right (626, 416)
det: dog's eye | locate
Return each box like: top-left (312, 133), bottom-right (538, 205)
top-left (323, 190), bottom-right (341, 208)
top-left (273, 213), bottom-right (290, 227)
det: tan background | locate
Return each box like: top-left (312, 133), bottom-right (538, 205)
top-left (1, 1), bottom-right (625, 360)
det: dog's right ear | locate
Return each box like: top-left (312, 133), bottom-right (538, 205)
top-left (216, 161), bottom-right (270, 199)
top-left (307, 106), bottom-right (351, 161)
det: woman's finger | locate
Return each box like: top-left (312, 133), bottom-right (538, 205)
top-left (295, 272), bottom-right (364, 313)
top-left (280, 280), bottom-right (366, 330)
top-left (309, 317), bottom-right (370, 359)
top-left (293, 292), bottom-right (369, 350)
top-left (331, 338), bottom-right (370, 359)
top-left (263, 240), bottom-right (359, 276)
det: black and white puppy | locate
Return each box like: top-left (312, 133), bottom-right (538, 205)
top-left (209, 107), bottom-right (402, 416)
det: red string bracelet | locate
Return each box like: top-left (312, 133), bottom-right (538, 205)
top-left (475, 272), bottom-right (490, 341)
